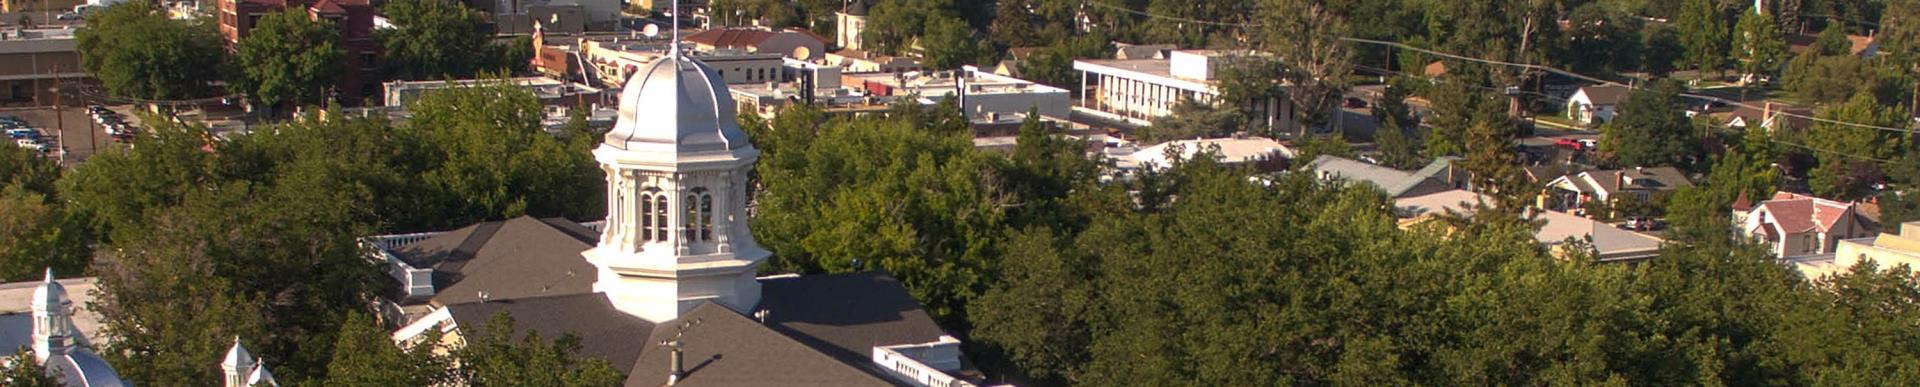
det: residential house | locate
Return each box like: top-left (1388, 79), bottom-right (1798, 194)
top-left (1117, 137), bottom-right (1293, 172)
top-left (1112, 43), bottom-right (1174, 60)
top-left (1540, 167), bottom-right (1692, 212)
top-left (1739, 192), bottom-right (1877, 259)
top-left (1808, 221), bottom-right (1920, 278)
top-left (1716, 102), bottom-right (1812, 132)
top-left (684, 27), bottom-right (830, 61)
top-left (1395, 190), bottom-right (1664, 263)
top-left (1566, 85), bottom-right (1630, 126)
top-left (1308, 155), bottom-right (1467, 198)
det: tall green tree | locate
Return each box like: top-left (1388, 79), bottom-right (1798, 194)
top-left (919, 15), bottom-right (990, 69)
top-left (232, 10), bottom-right (346, 109)
top-left (1676, 0), bottom-right (1730, 74)
top-left (378, 0), bottom-right (495, 80)
top-left (401, 81), bottom-right (604, 225)
top-left (1600, 80), bottom-right (1699, 168)
top-left (0, 143), bottom-right (85, 281)
top-left (1734, 8), bottom-right (1789, 90)
top-left (75, 2), bottom-right (224, 100)
top-left (1807, 92), bottom-right (1909, 199)
top-left (747, 105), bottom-right (1010, 323)
top-left (323, 312), bottom-right (451, 385)
top-left (1255, 0), bottom-right (1354, 133)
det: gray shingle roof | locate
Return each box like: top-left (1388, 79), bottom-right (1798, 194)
top-left (623, 303), bottom-right (899, 387)
top-left (1307, 155), bottom-right (1461, 197)
top-left (394, 216), bottom-right (600, 306)
top-left (446, 292), bottom-right (655, 374)
top-left (759, 273), bottom-right (951, 364)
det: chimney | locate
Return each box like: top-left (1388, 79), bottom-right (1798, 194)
top-left (668, 347), bottom-right (686, 385)
top-left (1615, 170), bottom-right (1626, 190)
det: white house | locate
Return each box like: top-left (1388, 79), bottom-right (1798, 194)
top-left (1566, 85), bottom-right (1630, 126)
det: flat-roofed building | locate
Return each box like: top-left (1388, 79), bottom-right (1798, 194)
top-left (1073, 49), bottom-right (1298, 131)
top-left (0, 28), bottom-right (84, 104)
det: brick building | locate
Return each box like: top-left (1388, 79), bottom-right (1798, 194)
top-left (217, 0), bottom-right (380, 105)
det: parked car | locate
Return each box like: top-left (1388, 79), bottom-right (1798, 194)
top-left (1623, 217), bottom-right (1665, 231)
top-left (6, 128), bottom-right (40, 140)
top-left (14, 139), bottom-right (46, 152)
top-left (1576, 138), bottom-right (1598, 150)
top-left (1343, 97), bottom-right (1368, 109)
top-left (56, 11), bottom-right (81, 21)
top-left (1553, 138), bottom-right (1581, 149)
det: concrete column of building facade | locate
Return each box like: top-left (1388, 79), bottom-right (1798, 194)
top-left (714, 170), bottom-right (733, 254)
top-left (673, 173), bottom-right (690, 256)
top-left (1079, 70), bottom-right (1087, 107)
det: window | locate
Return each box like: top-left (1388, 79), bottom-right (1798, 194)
top-left (699, 192), bottom-right (713, 241)
top-left (685, 193), bottom-right (698, 240)
top-left (639, 193), bottom-right (653, 241)
top-left (654, 196), bottom-right (669, 241)
top-left (684, 188), bottom-right (714, 241)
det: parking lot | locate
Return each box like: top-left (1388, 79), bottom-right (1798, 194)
top-left (2, 106), bottom-right (122, 166)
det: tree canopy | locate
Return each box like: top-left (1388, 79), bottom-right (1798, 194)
top-left (74, 2), bottom-right (224, 100)
top-left (231, 9), bottom-right (346, 109)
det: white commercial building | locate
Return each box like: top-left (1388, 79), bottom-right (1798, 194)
top-left (1073, 50), bottom-right (1298, 131)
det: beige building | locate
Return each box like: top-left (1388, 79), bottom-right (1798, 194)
top-left (1801, 221), bottom-right (1920, 279)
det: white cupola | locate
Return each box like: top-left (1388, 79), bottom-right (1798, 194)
top-left (222, 337), bottom-right (256, 387)
top-left (31, 268), bottom-right (73, 363)
top-left (582, 27), bottom-right (772, 323)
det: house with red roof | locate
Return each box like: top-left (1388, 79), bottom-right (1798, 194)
top-left (1738, 192), bottom-right (1877, 258)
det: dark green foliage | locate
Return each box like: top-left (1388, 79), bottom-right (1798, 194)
top-left (232, 9), bottom-right (345, 108)
top-left (1013, 36), bottom-right (1110, 89)
top-left (1676, 0), bottom-right (1729, 73)
top-left (379, 0), bottom-right (502, 80)
top-left (323, 313), bottom-right (451, 386)
top-left (1142, 99), bottom-right (1244, 143)
top-left (1, 348), bottom-right (58, 387)
top-left (747, 105), bottom-right (1011, 322)
top-left (0, 144), bottom-right (87, 281)
top-left (1814, 22), bottom-right (1853, 56)
top-left (1600, 80), bottom-right (1699, 168)
top-left (1564, 3), bottom-right (1646, 74)
top-left (75, 2), bottom-right (224, 100)
top-left (1734, 9), bottom-right (1788, 81)
top-left (58, 83), bottom-right (603, 384)
top-left (400, 81), bottom-right (604, 225)
top-left (1807, 92), bottom-right (1909, 200)
top-left (706, 0), bottom-right (800, 27)
top-left (919, 15), bottom-right (992, 69)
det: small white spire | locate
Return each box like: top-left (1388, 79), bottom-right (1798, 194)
top-left (669, 0), bottom-right (681, 60)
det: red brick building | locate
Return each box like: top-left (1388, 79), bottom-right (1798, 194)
top-left (218, 0), bottom-right (380, 105)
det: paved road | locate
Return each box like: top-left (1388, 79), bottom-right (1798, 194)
top-left (1, 106), bottom-right (119, 166)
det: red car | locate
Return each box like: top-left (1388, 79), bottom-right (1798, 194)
top-left (1553, 138), bottom-right (1583, 150)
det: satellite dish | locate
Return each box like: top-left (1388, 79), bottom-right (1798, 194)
top-left (643, 23), bottom-right (660, 37)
